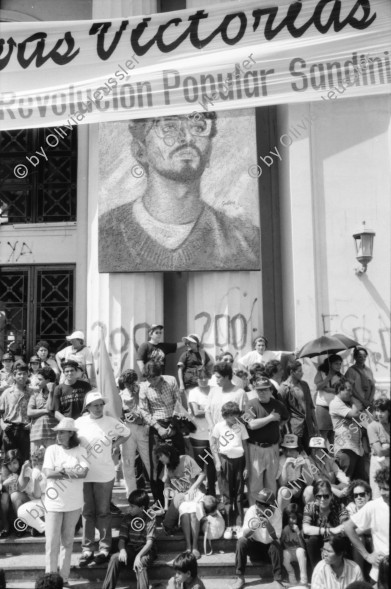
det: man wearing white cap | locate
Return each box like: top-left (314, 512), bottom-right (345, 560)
top-left (75, 392), bottom-right (130, 566)
top-left (56, 330), bottom-right (97, 387)
top-left (244, 376), bottom-right (289, 504)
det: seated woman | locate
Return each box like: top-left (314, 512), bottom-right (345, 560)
top-left (302, 479), bottom-right (349, 572)
top-left (367, 398), bottom-right (390, 499)
top-left (345, 479), bottom-right (373, 581)
top-left (156, 443), bottom-right (206, 559)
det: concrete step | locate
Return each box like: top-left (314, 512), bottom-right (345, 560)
top-left (1, 551), bottom-right (273, 582)
top-left (0, 529), bottom-right (239, 555)
top-left (5, 578), bottom-right (286, 589)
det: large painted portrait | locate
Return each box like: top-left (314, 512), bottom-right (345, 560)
top-left (98, 109), bottom-right (261, 272)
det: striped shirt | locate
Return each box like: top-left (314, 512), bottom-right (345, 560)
top-left (139, 376), bottom-right (181, 427)
top-left (119, 513), bottom-right (156, 549)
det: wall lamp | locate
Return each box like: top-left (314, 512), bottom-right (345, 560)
top-left (353, 221), bottom-right (375, 275)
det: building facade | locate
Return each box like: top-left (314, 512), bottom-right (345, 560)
top-left (0, 0), bottom-right (390, 395)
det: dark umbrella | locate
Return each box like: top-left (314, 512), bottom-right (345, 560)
top-left (297, 334), bottom-right (360, 359)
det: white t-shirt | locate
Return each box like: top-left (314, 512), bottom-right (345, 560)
top-left (351, 497), bottom-right (389, 581)
top-left (188, 387), bottom-right (210, 441)
top-left (205, 387), bottom-right (244, 428)
top-left (75, 414), bottom-right (130, 482)
top-left (43, 444), bottom-right (88, 512)
top-left (24, 466), bottom-right (47, 498)
top-left (243, 504), bottom-right (282, 543)
top-left (211, 420), bottom-right (249, 458)
top-left (238, 350), bottom-right (280, 371)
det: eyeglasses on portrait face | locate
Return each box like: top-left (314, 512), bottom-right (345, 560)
top-left (316, 493), bottom-right (330, 499)
top-left (353, 492), bottom-right (367, 498)
top-left (154, 116), bottom-right (213, 139)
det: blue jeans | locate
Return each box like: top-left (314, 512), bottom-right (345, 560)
top-left (82, 479), bottom-right (114, 554)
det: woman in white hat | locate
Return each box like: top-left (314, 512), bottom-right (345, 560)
top-left (42, 417), bottom-right (89, 584)
top-left (56, 330), bottom-right (96, 387)
top-left (75, 392), bottom-right (130, 566)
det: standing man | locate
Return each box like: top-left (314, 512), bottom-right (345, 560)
top-left (56, 330), bottom-right (97, 388)
top-left (0, 364), bottom-right (31, 462)
top-left (53, 360), bottom-right (91, 421)
top-left (99, 113), bottom-right (260, 272)
top-left (345, 466), bottom-right (389, 585)
top-left (278, 360), bottom-right (317, 451)
top-left (329, 381), bottom-right (367, 480)
top-left (232, 488), bottom-right (284, 589)
top-left (136, 324), bottom-right (184, 375)
top-left (138, 361), bottom-right (185, 503)
top-left (245, 376), bottom-right (288, 504)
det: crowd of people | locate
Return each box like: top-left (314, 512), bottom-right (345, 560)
top-left (0, 326), bottom-right (389, 589)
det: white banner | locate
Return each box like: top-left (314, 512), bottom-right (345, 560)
top-left (1, 0), bottom-right (390, 129)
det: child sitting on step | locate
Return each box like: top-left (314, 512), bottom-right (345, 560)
top-left (102, 489), bottom-right (157, 589)
top-left (281, 503), bottom-right (308, 586)
top-left (17, 447), bottom-right (47, 535)
top-left (166, 551), bottom-right (206, 589)
top-left (0, 449), bottom-right (29, 537)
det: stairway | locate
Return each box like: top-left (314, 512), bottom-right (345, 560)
top-left (0, 484), bottom-right (277, 589)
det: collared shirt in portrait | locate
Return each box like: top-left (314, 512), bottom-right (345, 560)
top-left (0, 385), bottom-right (31, 424)
top-left (311, 558), bottom-right (363, 589)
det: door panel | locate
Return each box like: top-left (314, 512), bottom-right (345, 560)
top-left (0, 265), bottom-right (74, 359)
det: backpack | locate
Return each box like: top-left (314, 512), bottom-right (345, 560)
top-left (202, 510), bottom-right (225, 555)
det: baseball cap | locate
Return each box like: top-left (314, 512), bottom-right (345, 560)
top-left (66, 330), bottom-right (85, 341)
top-left (182, 334), bottom-right (200, 346)
top-left (281, 434), bottom-right (299, 448)
top-left (309, 436), bottom-right (327, 449)
top-left (2, 352), bottom-right (13, 361)
top-left (149, 324), bottom-right (164, 333)
top-left (255, 488), bottom-right (276, 506)
top-left (253, 376), bottom-right (272, 389)
top-left (84, 391), bottom-right (106, 408)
